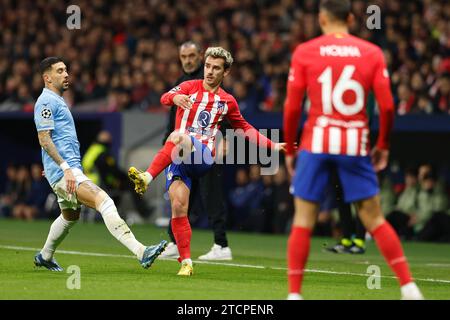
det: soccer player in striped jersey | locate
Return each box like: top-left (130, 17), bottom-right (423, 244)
top-left (128, 47), bottom-right (285, 276)
top-left (283, 0), bottom-right (423, 299)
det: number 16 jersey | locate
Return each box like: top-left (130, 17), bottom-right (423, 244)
top-left (285, 33), bottom-right (394, 156)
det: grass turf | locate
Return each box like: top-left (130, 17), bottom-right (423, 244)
top-left (0, 218), bottom-right (449, 300)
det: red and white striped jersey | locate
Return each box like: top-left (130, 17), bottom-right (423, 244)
top-left (161, 80), bottom-right (273, 154)
top-left (283, 33), bottom-right (394, 156)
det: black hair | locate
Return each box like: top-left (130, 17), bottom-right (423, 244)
top-left (405, 166), bottom-right (418, 177)
top-left (39, 57), bottom-right (64, 75)
top-left (320, 0), bottom-right (352, 22)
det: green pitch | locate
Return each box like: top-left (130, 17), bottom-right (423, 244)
top-left (0, 218), bottom-right (449, 300)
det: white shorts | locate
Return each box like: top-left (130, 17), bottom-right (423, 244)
top-left (51, 168), bottom-right (90, 211)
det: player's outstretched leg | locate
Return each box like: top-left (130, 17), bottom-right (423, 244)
top-left (77, 181), bottom-right (166, 268)
top-left (35, 210), bottom-right (79, 271)
top-left (129, 132), bottom-right (192, 195)
top-left (287, 198), bottom-right (318, 299)
top-left (356, 196), bottom-right (424, 300)
top-left (34, 252), bottom-right (63, 271)
top-left (128, 166), bottom-right (152, 195)
top-left (140, 240), bottom-right (168, 269)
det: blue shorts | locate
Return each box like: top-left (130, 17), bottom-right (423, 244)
top-left (165, 136), bottom-right (214, 191)
top-left (291, 150), bottom-right (379, 203)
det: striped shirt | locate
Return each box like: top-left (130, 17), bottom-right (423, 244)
top-left (160, 80), bottom-right (274, 154)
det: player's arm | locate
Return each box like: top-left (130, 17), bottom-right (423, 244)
top-left (37, 130), bottom-right (66, 166)
top-left (371, 49), bottom-right (395, 172)
top-left (226, 98), bottom-right (285, 151)
top-left (37, 130), bottom-right (76, 193)
top-left (34, 102), bottom-right (76, 193)
top-left (283, 49), bottom-right (306, 176)
top-left (160, 80), bottom-right (195, 110)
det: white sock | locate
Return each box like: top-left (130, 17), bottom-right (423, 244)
top-left (144, 172), bottom-right (153, 185)
top-left (181, 258), bottom-right (192, 266)
top-left (287, 293), bottom-right (303, 300)
top-left (401, 282), bottom-right (424, 300)
top-left (41, 215), bottom-right (77, 260)
top-left (98, 197), bottom-right (145, 260)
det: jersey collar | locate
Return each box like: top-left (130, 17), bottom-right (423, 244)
top-left (43, 88), bottom-right (67, 104)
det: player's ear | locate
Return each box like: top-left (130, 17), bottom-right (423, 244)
top-left (42, 73), bottom-right (51, 84)
top-left (223, 68), bottom-right (231, 77)
top-left (347, 13), bottom-right (355, 28)
top-left (318, 12), bottom-right (327, 30)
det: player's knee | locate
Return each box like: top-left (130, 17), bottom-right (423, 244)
top-left (356, 196), bottom-right (385, 232)
top-left (168, 132), bottom-right (189, 146)
top-left (95, 190), bottom-right (112, 211)
top-left (168, 132), bottom-right (182, 144)
top-left (171, 198), bottom-right (188, 216)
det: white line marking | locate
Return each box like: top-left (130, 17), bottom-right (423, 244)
top-left (1, 244), bottom-right (450, 284)
top-left (426, 263), bottom-right (450, 267)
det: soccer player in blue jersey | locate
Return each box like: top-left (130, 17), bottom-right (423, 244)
top-left (33, 57), bottom-right (167, 271)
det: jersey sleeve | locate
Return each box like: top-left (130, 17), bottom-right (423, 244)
top-left (226, 97), bottom-right (274, 149)
top-left (372, 49), bottom-right (394, 150)
top-left (160, 80), bottom-right (196, 106)
top-left (283, 47), bottom-right (306, 155)
top-left (34, 99), bottom-right (56, 131)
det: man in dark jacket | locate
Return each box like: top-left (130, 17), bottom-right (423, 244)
top-left (160, 41), bottom-right (232, 260)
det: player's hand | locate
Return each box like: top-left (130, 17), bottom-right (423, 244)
top-left (285, 154), bottom-right (295, 177)
top-left (173, 94), bottom-right (193, 110)
top-left (41, 170), bottom-right (46, 177)
top-left (274, 142), bottom-right (287, 152)
top-left (64, 169), bottom-right (76, 194)
top-left (371, 147), bottom-right (389, 172)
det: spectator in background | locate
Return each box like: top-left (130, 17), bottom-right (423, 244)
top-left (236, 165), bottom-right (265, 232)
top-left (260, 174), bottom-right (275, 233)
top-left (387, 167), bottom-right (420, 239)
top-left (0, 164), bottom-right (18, 217)
top-left (228, 167), bottom-right (266, 232)
top-left (272, 165), bottom-right (293, 234)
top-left (396, 84), bottom-right (415, 115)
top-left (411, 94), bottom-right (434, 114)
top-left (414, 169), bottom-right (449, 239)
top-left (228, 168), bottom-right (251, 230)
top-left (430, 73), bottom-right (450, 114)
top-left (82, 130), bottom-right (153, 221)
top-left (1, 0), bottom-right (447, 115)
top-left (23, 163), bottom-right (52, 219)
top-left (387, 165), bottom-right (450, 241)
top-left (11, 165), bottom-right (32, 220)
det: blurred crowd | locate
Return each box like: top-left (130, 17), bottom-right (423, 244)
top-left (228, 164), bottom-right (293, 233)
top-left (0, 163), bottom-right (54, 220)
top-left (0, 0), bottom-right (448, 114)
top-left (226, 162), bottom-right (450, 241)
top-left (383, 164), bottom-right (450, 242)
top-left (2, 159), bottom-right (449, 241)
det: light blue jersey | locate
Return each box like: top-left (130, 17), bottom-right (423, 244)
top-left (34, 88), bottom-right (82, 186)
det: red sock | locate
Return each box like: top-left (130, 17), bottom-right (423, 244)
top-left (372, 221), bottom-right (412, 286)
top-left (172, 216), bottom-right (191, 262)
top-left (146, 141), bottom-right (176, 178)
top-left (287, 226), bottom-right (312, 294)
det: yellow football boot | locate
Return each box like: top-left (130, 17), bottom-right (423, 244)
top-left (128, 167), bottom-right (150, 195)
top-left (177, 261), bottom-right (194, 276)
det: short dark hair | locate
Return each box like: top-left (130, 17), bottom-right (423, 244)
top-left (180, 41), bottom-right (201, 53)
top-left (320, 0), bottom-right (352, 22)
top-left (39, 57), bottom-right (64, 75)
